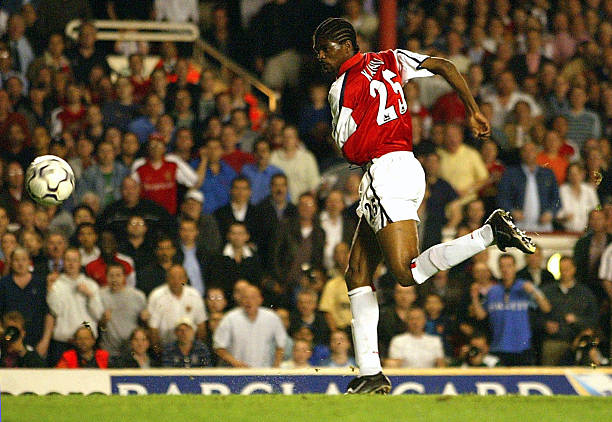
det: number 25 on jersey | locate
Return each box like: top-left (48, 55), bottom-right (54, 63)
top-left (369, 69), bottom-right (407, 126)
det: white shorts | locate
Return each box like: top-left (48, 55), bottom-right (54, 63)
top-left (356, 151), bottom-right (426, 233)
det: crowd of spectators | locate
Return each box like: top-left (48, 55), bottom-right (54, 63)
top-left (0, 0), bottom-right (612, 370)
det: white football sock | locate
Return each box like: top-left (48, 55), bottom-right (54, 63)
top-left (348, 285), bottom-right (382, 376)
top-left (411, 225), bottom-right (494, 284)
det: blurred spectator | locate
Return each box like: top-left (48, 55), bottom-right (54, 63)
top-left (544, 74), bottom-right (571, 121)
top-left (110, 327), bottom-right (160, 368)
top-left (272, 193), bottom-right (325, 294)
top-left (385, 307), bottom-right (445, 368)
top-left (320, 190), bottom-right (356, 272)
top-left (250, 0), bottom-right (301, 90)
top-left (213, 176), bottom-right (257, 240)
top-left (0, 310), bottom-right (46, 367)
top-left (270, 125), bottom-right (320, 203)
top-left (453, 332), bottom-right (500, 368)
top-left (128, 93), bottom-right (164, 145)
top-left (154, 0), bottom-right (197, 23)
top-left (148, 264), bottom-right (207, 346)
top-left (241, 140), bottom-right (283, 205)
top-left (162, 317), bottom-right (211, 368)
top-left (132, 136), bottom-right (198, 215)
top-left (47, 248), bottom-right (103, 365)
top-left (573, 209), bottom-right (611, 302)
top-left (252, 173), bottom-right (297, 270)
top-left (564, 87), bottom-right (601, 151)
top-left (65, 22), bottom-right (109, 85)
top-left (541, 257), bottom-right (598, 365)
top-left (137, 235), bottom-right (179, 297)
top-left (438, 123), bottom-right (489, 204)
top-left (178, 218), bottom-right (206, 295)
top-left (484, 70), bottom-right (542, 130)
top-left (280, 339), bottom-right (312, 369)
top-left (117, 215), bottom-right (153, 275)
top-left (320, 330), bottom-right (355, 368)
top-left (471, 254), bottom-right (551, 366)
top-left (102, 76), bottom-right (138, 132)
top-left (424, 293), bottom-right (451, 356)
top-left (98, 176), bottom-right (175, 240)
top-left (0, 161), bottom-right (24, 221)
top-left (298, 83), bottom-right (333, 164)
top-left (378, 283), bottom-right (417, 359)
top-left (219, 123), bottom-right (255, 173)
top-left (536, 130), bottom-right (569, 185)
top-left (230, 109), bottom-right (258, 153)
top-left (67, 136), bottom-right (94, 179)
top-left (178, 189), bottom-right (222, 255)
top-left (497, 142), bottom-right (560, 232)
top-left (202, 5), bottom-right (248, 67)
top-left (191, 138), bottom-right (237, 215)
top-left (214, 285), bottom-right (287, 368)
top-left (558, 327), bottom-right (609, 366)
top-left (99, 263), bottom-right (147, 357)
top-left (3, 14), bottom-right (34, 78)
top-left (516, 246), bottom-right (555, 288)
top-left (56, 325), bottom-right (108, 369)
top-left (558, 162), bottom-right (600, 232)
top-left (85, 230), bottom-right (136, 288)
top-left (37, 0), bottom-right (91, 40)
top-left (78, 141), bottom-right (129, 208)
top-left (205, 287), bottom-right (228, 314)
top-left (502, 100), bottom-right (535, 152)
top-left (207, 221), bottom-right (262, 298)
top-left (289, 289), bottom-right (330, 347)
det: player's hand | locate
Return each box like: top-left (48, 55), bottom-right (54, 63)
top-left (468, 111), bottom-right (491, 139)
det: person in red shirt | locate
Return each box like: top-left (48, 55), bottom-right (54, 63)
top-left (54, 83), bottom-right (87, 138)
top-left (536, 130), bottom-right (569, 185)
top-left (313, 18), bottom-right (535, 394)
top-left (132, 135), bottom-right (199, 215)
top-left (85, 231), bottom-right (135, 288)
top-left (56, 325), bottom-right (109, 368)
top-left (220, 124), bottom-right (255, 173)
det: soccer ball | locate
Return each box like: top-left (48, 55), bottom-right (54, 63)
top-left (25, 155), bottom-right (75, 206)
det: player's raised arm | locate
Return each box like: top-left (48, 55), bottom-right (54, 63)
top-left (419, 57), bottom-right (491, 139)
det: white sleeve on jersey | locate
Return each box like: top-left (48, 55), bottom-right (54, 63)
top-left (394, 49), bottom-right (434, 84)
top-left (328, 74), bottom-right (357, 150)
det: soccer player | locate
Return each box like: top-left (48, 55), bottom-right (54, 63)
top-left (313, 18), bottom-right (536, 394)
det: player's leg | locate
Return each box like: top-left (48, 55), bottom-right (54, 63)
top-left (344, 218), bottom-right (390, 394)
top-left (377, 210), bottom-right (536, 287)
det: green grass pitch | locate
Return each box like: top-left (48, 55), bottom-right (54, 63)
top-left (2, 395), bottom-right (611, 422)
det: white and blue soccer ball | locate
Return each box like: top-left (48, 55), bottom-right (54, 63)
top-left (25, 155), bottom-right (75, 206)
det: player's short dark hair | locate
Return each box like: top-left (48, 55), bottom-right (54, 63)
top-left (313, 18), bottom-right (359, 53)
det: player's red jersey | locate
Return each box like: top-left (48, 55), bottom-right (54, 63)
top-left (328, 50), bottom-right (434, 165)
top-left (134, 159), bottom-right (180, 215)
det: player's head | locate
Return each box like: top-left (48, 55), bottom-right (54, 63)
top-left (313, 18), bottom-right (359, 74)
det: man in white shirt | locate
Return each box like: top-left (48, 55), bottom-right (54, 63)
top-left (319, 190), bottom-right (355, 271)
top-left (484, 70), bottom-right (542, 129)
top-left (213, 285), bottom-right (287, 368)
top-left (154, 0), bottom-right (198, 23)
top-left (76, 223), bottom-right (100, 266)
top-left (47, 248), bottom-right (104, 364)
top-left (270, 125), bottom-right (320, 203)
top-left (385, 307), bottom-right (445, 368)
top-left (147, 264), bottom-right (207, 346)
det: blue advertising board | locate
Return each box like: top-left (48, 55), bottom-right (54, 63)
top-left (110, 373), bottom-right (591, 396)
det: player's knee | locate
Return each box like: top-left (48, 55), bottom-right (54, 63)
top-left (388, 261), bottom-right (417, 287)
